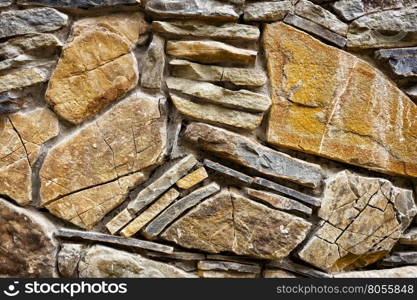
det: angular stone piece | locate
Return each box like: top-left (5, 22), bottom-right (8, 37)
top-left (267, 259), bottom-right (332, 278)
top-left (244, 1), bottom-right (293, 22)
top-left (169, 59), bottom-right (267, 87)
top-left (264, 22), bottom-right (417, 178)
top-left (167, 77), bottom-right (271, 112)
top-left (167, 41), bottom-right (257, 66)
top-left (203, 159), bottom-right (254, 185)
top-left (245, 188), bottom-right (313, 215)
top-left (153, 20), bottom-right (260, 41)
top-left (347, 8), bottom-right (417, 48)
top-left (145, 251), bottom-right (206, 261)
top-left (295, 0), bottom-right (348, 36)
top-left (40, 94), bottom-right (166, 207)
top-left (46, 12), bottom-right (147, 124)
top-left (284, 14), bottom-right (347, 48)
top-left (263, 269), bottom-right (298, 278)
top-left (400, 227), bottom-right (417, 246)
top-left (375, 47), bottom-right (417, 78)
top-left (298, 171), bottom-right (417, 272)
top-left (0, 108), bottom-right (59, 205)
top-left (58, 244), bottom-right (84, 278)
top-left (162, 189), bottom-right (312, 260)
top-left (184, 122), bottom-right (323, 188)
top-left (176, 167), bottom-right (208, 190)
top-left (141, 34), bottom-right (165, 89)
top-left (105, 208), bottom-right (134, 234)
top-left (79, 245), bottom-right (196, 278)
top-left (120, 189), bottom-right (179, 238)
top-left (143, 182), bottom-right (221, 238)
top-left (17, 0), bottom-right (140, 8)
top-left (0, 8), bottom-right (68, 39)
top-left (145, 0), bottom-right (241, 21)
top-left (0, 199), bottom-right (58, 277)
top-left (171, 95), bottom-right (264, 130)
top-left (334, 266), bottom-right (417, 278)
top-left (0, 68), bottom-right (49, 93)
top-left (198, 270), bottom-right (257, 278)
top-left (56, 229), bottom-right (174, 254)
top-left (198, 260), bottom-right (261, 274)
top-left (378, 251), bottom-right (417, 267)
top-left (127, 155), bottom-right (198, 214)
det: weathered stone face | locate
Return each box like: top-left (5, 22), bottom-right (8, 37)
top-left (264, 22), bottom-right (417, 179)
top-left (162, 189), bottom-right (312, 260)
top-left (298, 171), bottom-right (417, 272)
top-left (46, 12), bottom-right (147, 124)
top-left (0, 199), bottom-right (58, 277)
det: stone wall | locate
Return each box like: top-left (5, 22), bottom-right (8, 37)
top-left (1, 0), bottom-right (417, 278)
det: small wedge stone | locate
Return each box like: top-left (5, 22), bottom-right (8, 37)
top-left (176, 167), bottom-right (208, 190)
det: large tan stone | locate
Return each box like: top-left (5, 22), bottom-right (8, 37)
top-left (264, 22), bottom-right (417, 179)
top-left (46, 12), bottom-right (147, 124)
top-left (40, 93), bottom-right (167, 226)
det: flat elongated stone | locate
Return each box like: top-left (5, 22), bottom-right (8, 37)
top-left (0, 8), bottom-right (68, 39)
top-left (400, 227), bottom-right (417, 246)
top-left (198, 261), bottom-right (261, 274)
top-left (162, 189), bottom-right (312, 260)
top-left (406, 85), bottom-right (417, 100)
top-left (153, 20), bottom-right (259, 41)
top-left (378, 251), bottom-right (417, 267)
top-left (167, 41), bottom-right (257, 66)
top-left (263, 269), bottom-right (298, 278)
top-left (244, 1), bottom-right (293, 22)
top-left (141, 34), bottom-right (165, 89)
top-left (203, 159), bottom-right (254, 185)
top-left (79, 245), bottom-right (195, 278)
top-left (375, 47), bottom-right (417, 78)
top-left (284, 14), bottom-right (347, 48)
top-left (264, 22), bottom-right (417, 178)
top-left (167, 77), bottom-right (271, 112)
top-left (184, 122), bottom-right (323, 188)
top-left (347, 8), bottom-right (417, 48)
top-left (171, 95), bottom-right (264, 130)
top-left (46, 12), bottom-right (147, 124)
top-left (198, 270), bottom-right (258, 278)
top-left (0, 68), bottom-right (49, 93)
top-left (17, 0), bottom-right (140, 8)
top-left (145, 251), bottom-right (206, 261)
top-left (334, 266), bottom-right (417, 278)
top-left (298, 171), bottom-right (417, 272)
top-left (267, 259), bottom-right (332, 278)
top-left (245, 188), bottom-right (313, 215)
top-left (120, 189), bottom-right (180, 238)
top-left (143, 182), bottom-right (221, 238)
top-left (176, 167), bottom-right (208, 190)
top-left (0, 0), bottom-right (11, 7)
top-left (56, 229), bottom-right (174, 254)
top-left (169, 59), bottom-right (267, 87)
top-left (105, 208), bottom-right (133, 235)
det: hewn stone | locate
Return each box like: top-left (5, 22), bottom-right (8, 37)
top-left (176, 167), bottom-right (208, 190)
top-left (46, 12), bottom-right (147, 124)
top-left (376, 47), bottom-right (417, 78)
top-left (184, 122), bottom-right (323, 188)
top-left (263, 269), bottom-right (298, 278)
top-left (245, 188), bottom-right (313, 215)
top-left (400, 227), bottom-right (417, 246)
top-left (169, 59), bottom-right (267, 87)
top-left (143, 182), bottom-right (221, 238)
top-left (141, 34), bottom-right (165, 89)
top-left (243, 1), bottom-right (293, 22)
top-left (0, 8), bottom-right (68, 39)
top-left (167, 41), bottom-right (257, 66)
top-left (347, 8), bottom-right (417, 48)
top-left (171, 95), bottom-right (264, 130)
top-left (162, 189), bottom-right (312, 260)
top-left (79, 245), bottom-right (196, 278)
top-left (0, 199), bottom-right (58, 277)
top-left (120, 189), bottom-right (180, 238)
top-left (0, 68), bottom-right (49, 93)
top-left (203, 159), bottom-right (254, 185)
top-left (334, 266), bottom-right (417, 278)
top-left (40, 94), bottom-right (167, 225)
top-left (17, 0), bottom-right (140, 8)
top-left (56, 229), bottom-right (174, 254)
top-left (198, 260), bottom-right (261, 274)
top-left (264, 22), bottom-right (417, 179)
top-left (298, 171), bottom-right (417, 272)
top-left (57, 244), bottom-right (84, 278)
top-left (167, 77), bottom-right (271, 112)
top-left (0, 108), bottom-right (59, 205)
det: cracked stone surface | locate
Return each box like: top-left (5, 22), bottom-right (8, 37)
top-left (46, 12), bottom-right (147, 124)
top-left (162, 189), bottom-right (312, 260)
top-left (264, 22), bottom-right (417, 179)
top-left (40, 93), bottom-right (167, 227)
top-left (298, 171), bottom-right (417, 272)
top-left (0, 108), bottom-right (59, 205)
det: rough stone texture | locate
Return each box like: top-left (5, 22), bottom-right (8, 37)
top-left (176, 167), bottom-right (208, 190)
top-left (268, 258), bottom-right (332, 278)
top-left (0, 199), bottom-right (58, 277)
top-left (153, 20), bottom-right (260, 41)
top-left (169, 59), bottom-right (267, 87)
top-left (400, 227), bottom-right (417, 246)
top-left (334, 266), bottom-right (417, 278)
top-left (243, 1), bottom-right (293, 22)
top-left (105, 208), bottom-right (134, 235)
top-left (378, 251), bottom-right (417, 267)
top-left (0, 68), bottom-right (49, 93)
top-left (347, 8), bottom-right (417, 48)
top-left (298, 171), bottom-right (417, 272)
top-left (46, 12), bottom-right (147, 124)
top-left (198, 260), bottom-right (261, 274)
top-left (57, 243), bottom-right (84, 278)
top-left (263, 269), bottom-right (298, 278)
top-left (0, 108), bottom-right (59, 205)
top-left (40, 93), bottom-right (167, 225)
top-left (79, 245), bottom-right (196, 278)
top-left (17, 0), bottom-right (140, 8)
top-left (167, 41), bottom-right (257, 66)
top-left (375, 47), bottom-right (417, 78)
top-left (198, 270), bottom-right (257, 278)
top-left (406, 85), bottom-right (417, 100)
top-left (0, 8), bottom-right (68, 39)
top-left (264, 22), bottom-right (417, 179)
top-left (184, 122), bottom-right (323, 188)
top-left (203, 159), bottom-right (254, 185)
top-left (0, 0), bottom-right (12, 7)
top-left (145, 251), bottom-right (205, 261)
top-left (141, 34), bottom-right (165, 89)
top-left (162, 189), bottom-right (312, 260)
